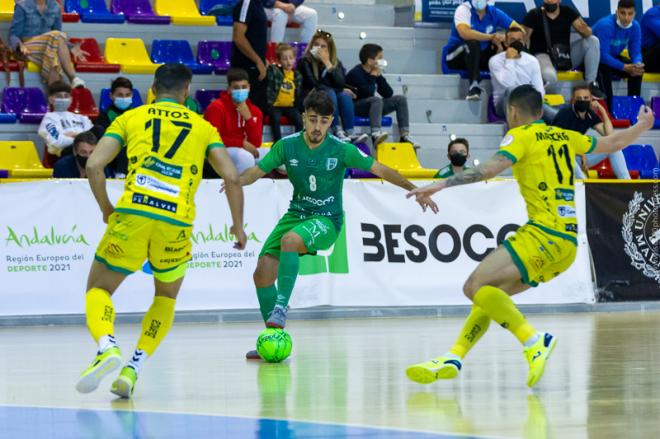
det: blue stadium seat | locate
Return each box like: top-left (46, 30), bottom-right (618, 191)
top-left (65, 0), bottom-right (125, 23)
top-left (0, 113), bottom-right (17, 123)
top-left (354, 117), bottom-right (392, 127)
top-left (99, 88), bottom-right (144, 113)
top-left (151, 40), bottom-right (214, 75)
top-left (195, 89), bottom-right (223, 113)
top-left (611, 96), bottom-right (646, 124)
top-left (639, 144), bottom-right (659, 179)
top-left (199, 0), bottom-right (236, 25)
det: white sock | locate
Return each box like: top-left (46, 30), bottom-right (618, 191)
top-left (128, 349), bottom-right (148, 373)
top-left (469, 81), bottom-right (479, 89)
top-left (523, 333), bottom-right (540, 348)
top-left (98, 335), bottom-right (117, 353)
top-left (443, 352), bottom-right (461, 360)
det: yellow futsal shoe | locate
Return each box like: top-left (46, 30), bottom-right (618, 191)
top-left (524, 333), bottom-right (557, 388)
top-left (406, 356), bottom-right (462, 384)
top-left (76, 346), bottom-right (122, 393)
top-left (111, 366), bottom-right (138, 399)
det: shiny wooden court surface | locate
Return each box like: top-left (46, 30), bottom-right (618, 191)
top-left (1, 311), bottom-right (660, 438)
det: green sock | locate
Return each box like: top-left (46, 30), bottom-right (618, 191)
top-left (256, 285), bottom-right (278, 322)
top-left (275, 251), bottom-right (299, 308)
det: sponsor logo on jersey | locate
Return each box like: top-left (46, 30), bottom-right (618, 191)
top-left (565, 223), bottom-right (578, 233)
top-left (289, 159), bottom-right (299, 167)
top-left (132, 193), bottom-right (178, 213)
top-left (326, 158), bottom-right (338, 171)
top-left (142, 156), bottom-right (183, 179)
top-left (555, 188), bottom-right (574, 201)
top-left (301, 195), bottom-right (336, 206)
top-left (557, 205), bottom-right (577, 218)
top-left (135, 174), bottom-right (180, 197)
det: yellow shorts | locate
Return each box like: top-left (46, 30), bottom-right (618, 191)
top-left (502, 223), bottom-right (577, 287)
top-left (95, 212), bottom-right (192, 281)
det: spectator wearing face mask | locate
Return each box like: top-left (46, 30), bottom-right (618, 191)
top-left (93, 77), bottom-right (135, 177)
top-left (38, 80), bottom-right (93, 167)
top-left (552, 83), bottom-right (630, 179)
top-left (53, 131), bottom-right (114, 178)
top-left (435, 138), bottom-right (471, 178)
top-left (204, 68), bottom-right (265, 176)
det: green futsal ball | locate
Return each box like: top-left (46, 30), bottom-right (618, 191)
top-left (256, 328), bottom-right (292, 363)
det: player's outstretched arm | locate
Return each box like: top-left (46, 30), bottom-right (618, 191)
top-left (406, 153), bottom-right (513, 205)
top-left (208, 148), bottom-right (247, 250)
top-left (239, 166), bottom-right (267, 187)
top-left (86, 136), bottom-right (121, 224)
top-left (370, 161), bottom-right (439, 213)
top-left (593, 105), bottom-right (654, 154)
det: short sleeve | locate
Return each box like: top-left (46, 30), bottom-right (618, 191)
top-left (343, 143), bottom-right (374, 170)
top-left (564, 5), bottom-right (580, 22)
top-left (497, 130), bottom-right (526, 164)
top-left (205, 123), bottom-right (225, 156)
top-left (234, 0), bottom-right (251, 24)
top-left (454, 4), bottom-right (472, 28)
top-left (521, 9), bottom-right (537, 28)
top-left (569, 131), bottom-right (597, 155)
top-left (103, 112), bottom-right (128, 148)
top-left (494, 8), bottom-right (514, 30)
top-left (587, 110), bottom-right (602, 129)
top-left (258, 140), bottom-right (285, 173)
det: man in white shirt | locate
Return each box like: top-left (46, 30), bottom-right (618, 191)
top-left (489, 27), bottom-right (556, 121)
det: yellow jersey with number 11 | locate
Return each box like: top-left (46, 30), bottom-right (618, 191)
top-left (496, 121), bottom-right (597, 244)
top-left (104, 98), bottom-right (224, 226)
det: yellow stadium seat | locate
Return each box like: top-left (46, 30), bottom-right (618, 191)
top-left (643, 73), bottom-right (660, 82)
top-left (587, 170), bottom-right (598, 179)
top-left (544, 94), bottom-right (565, 107)
top-left (376, 143), bottom-right (437, 178)
top-left (557, 71), bottom-right (583, 81)
top-left (0, 141), bottom-right (53, 178)
top-left (0, 0), bottom-right (13, 22)
top-left (154, 0), bottom-right (216, 26)
top-left (105, 38), bottom-right (161, 74)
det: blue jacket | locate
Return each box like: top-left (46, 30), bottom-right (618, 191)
top-left (9, 0), bottom-right (62, 50)
top-left (262, 0), bottom-right (303, 9)
top-left (446, 3), bottom-right (513, 51)
top-left (593, 14), bottom-right (642, 71)
top-left (641, 6), bottom-right (660, 50)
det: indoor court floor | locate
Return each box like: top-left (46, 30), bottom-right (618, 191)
top-left (1, 311), bottom-right (660, 438)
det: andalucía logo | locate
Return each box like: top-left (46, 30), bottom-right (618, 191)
top-left (622, 192), bottom-right (660, 284)
top-left (5, 225), bottom-right (89, 248)
top-left (191, 224), bottom-right (262, 244)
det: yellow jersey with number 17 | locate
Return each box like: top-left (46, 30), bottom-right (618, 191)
top-left (104, 98), bottom-right (224, 226)
top-left (496, 121), bottom-right (597, 244)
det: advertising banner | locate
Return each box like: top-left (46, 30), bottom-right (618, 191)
top-left (585, 182), bottom-right (660, 302)
top-left (0, 180), bottom-right (594, 316)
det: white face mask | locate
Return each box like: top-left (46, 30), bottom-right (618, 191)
top-left (376, 59), bottom-right (388, 69)
top-left (472, 0), bottom-right (488, 10)
top-left (310, 45), bottom-right (322, 57)
top-left (617, 18), bottom-right (633, 29)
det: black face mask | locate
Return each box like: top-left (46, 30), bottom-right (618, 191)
top-left (574, 100), bottom-right (591, 113)
top-left (75, 155), bottom-right (88, 169)
top-left (449, 152), bottom-right (468, 167)
top-left (543, 2), bottom-right (559, 13)
top-left (508, 40), bottom-right (525, 53)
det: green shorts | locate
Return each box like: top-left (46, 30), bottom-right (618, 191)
top-left (259, 212), bottom-right (338, 258)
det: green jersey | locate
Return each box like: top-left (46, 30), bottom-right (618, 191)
top-left (258, 132), bottom-right (374, 230)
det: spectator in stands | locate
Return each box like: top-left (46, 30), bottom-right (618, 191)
top-left (263, 0), bottom-right (318, 44)
top-left (522, 0), bottom-right (602, 96)
top-left (299, 30), bottom-right (366, 144)
top-left (346, 43), bottom-right (419, 150)
top-left (38, 80), bottom-right (93, 166)
top-left (435, 138), bottom-right (471, 178)
top-left (593, 0), bottom-right (644, 107)
top-left (266, 43), bottom-right (304, 142)
top-left (93, 77), bottom-right (134, 177)
top-left (642, 4), bottom-right (660, 73)
top-left (444, 0), bottom-right (519, 101)
top-left (489, 27), bottom-right (556, 121)
top-left (9, 0), bottom-right (87, 87)
top-left (552, 83), bottom-right (630, 179)
top-left (232, 0), bottom-right (268, 112)
top-left (53, 131), bottom-right (113, 178)
top-left (204, 68), bottom-right (265, 175)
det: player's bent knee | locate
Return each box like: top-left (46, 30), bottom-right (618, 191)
top-left (280, 232), bottom-right (303, 252)
top-left (463, 276), bottom-right (480, 300)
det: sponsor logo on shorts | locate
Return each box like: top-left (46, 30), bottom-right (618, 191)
top-left (164, 244), bottom-right (187, 253)
top-left (555, 188), bottom-right (574, 201)
top-left (142, 156), bottom-right (183, 179)
top-left (557, 205), bottom-right (577, 218)
top-left (105, 243), bottom-right (124, 256)
top-left (132, 193), bottom-right (178, 213)
top-left (326, 158), bottom-right (338, 171)
top-left (159, 256), bottom-right (187, 264)
top-left (301, 195), bottom-right (335, 206)
top-left (135, 174), bottom-right (180, 197)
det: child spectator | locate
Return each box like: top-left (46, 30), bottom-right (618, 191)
top-left (266, 43), bottom-right (304, 142)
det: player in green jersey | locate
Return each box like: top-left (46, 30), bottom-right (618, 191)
top-left (234, 90), bottom-right (437, 358)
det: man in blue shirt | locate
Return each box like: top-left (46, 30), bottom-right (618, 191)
top-left (444, 0), bottom-right (519, 101)
top-left (642, 4), bottom-right (660, 73)
top-left (593, 0), bottom-right (644, 106)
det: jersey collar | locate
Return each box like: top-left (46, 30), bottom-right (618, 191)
top-left (155, 98), bottom-right (183, 105)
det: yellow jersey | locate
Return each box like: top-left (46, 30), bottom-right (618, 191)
top-left (104, 98), bottom-right (224, 226)
top-left (273, 69), bottom-right (295, 108)
top-left (497, 121), bottom-right (597, 243)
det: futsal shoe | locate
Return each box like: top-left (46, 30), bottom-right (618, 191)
top-left (76, 346), bottom-right (122, 393)
top-left (406, 356), bottom-right (462, 384)
top-left (524, 332), bottom-right (557, 388)
top-left (266, 305), bottom-right (288, 329)
top-left (111, 366), bottom-right (137, 398)
top-left (246, 349), bottom-right (262, 360)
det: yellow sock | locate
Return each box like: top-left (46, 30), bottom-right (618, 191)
top-left (85, 288), bottom-right (115, 343)
top-left (449, 305), bottom-right (490, 359)
top-left (136, 296), bottom-right (176, 356)
top-left (473, 285), bottom-right (536, 344)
